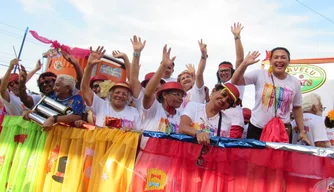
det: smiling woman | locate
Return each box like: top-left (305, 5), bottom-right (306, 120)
top-left (231, 47), bottom-right (310, 144)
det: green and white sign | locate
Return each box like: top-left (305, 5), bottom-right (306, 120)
top-left (287, 64), bottom-right (326, 94)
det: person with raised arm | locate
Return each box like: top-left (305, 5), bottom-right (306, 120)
top-left (231, 48), bottom-right (310, 144)
top-left (179, 83), bottom-right (242, 145)
top-left (80, 46), bottom-right (140, 129)
top-left (177, 39), bottom-right (208, 112)
top-left (19, 51), bottom-right (83, 109)
top-left (129, 35), bottom-right (165, 114)
top-left (216, 23), bottom-right (246, 138)
top-left (0, 59), bottom-right (36, 115)
top-left (140, 45), bottom-right (186, 133)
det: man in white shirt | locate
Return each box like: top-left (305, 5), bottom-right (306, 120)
top-left (291, 93), bottom-right (330, 147)
top-left (162, 62), bottom-right (177, 82)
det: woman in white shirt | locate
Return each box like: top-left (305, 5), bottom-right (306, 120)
top-left (179, 83), bottom-right (242, 145)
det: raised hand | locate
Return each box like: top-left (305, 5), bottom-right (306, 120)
top-left (61, 50), bottom-right (79, 65)
top-left (130, 35), bottom-right (146, 53)
top-left (112, 50), bottom-right (127, 59)
top-left (231, 22), bottom-right (244, 38)
top-left (243, 51), bottom-right (260, 66)
top-left (161, 45), bottom-right (176, 67)
top-left (87, 46), bottom-right (106, 66)
top-left (9, 58), bottom-right (19, 71)
top-left (19, 65), bottom-right (27, 84)
top-left (34, 60), bottom-right (42, 71)
top-left (198, 39), bottom-right (207, 56)
top-left (186, 64), bottom-right (195, 76)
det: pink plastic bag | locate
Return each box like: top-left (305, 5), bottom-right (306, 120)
top-left (260, 117), bottom-right (289, 143)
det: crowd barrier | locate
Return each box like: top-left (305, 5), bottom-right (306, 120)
top-left (0, 116), bottom-right (334, 192)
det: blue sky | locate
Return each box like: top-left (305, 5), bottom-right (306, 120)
top-left (1, 0), bottom-right (334, 108)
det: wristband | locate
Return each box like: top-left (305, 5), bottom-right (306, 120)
top-left (195, 130), bottom-right (203, 138)
top-left (201, 54), bottom-right (208, 60)
top-left (133, 52), bottom-right (140, 57)
top-left (234, 36), bottom-right (240, 40)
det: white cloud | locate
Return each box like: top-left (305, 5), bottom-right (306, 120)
top-left (19, 0), bottom-right (54, 13)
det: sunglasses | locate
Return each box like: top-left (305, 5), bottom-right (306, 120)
top-left (196, 145), bottom-right (215, 170)
top-left (38, 79), bottom-right (53, 87)
top-left (9, 81), bottom-right (19, 87)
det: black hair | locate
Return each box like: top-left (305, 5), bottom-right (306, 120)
top-left (37, 72), bottom-right (57, 82)
top-left (37, 72), bottom-right (57, 92)
top-left (270, 47), bottom-right (291, 60)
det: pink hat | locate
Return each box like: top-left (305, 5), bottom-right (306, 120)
top-left (9, 73), bottom-right (19, 83)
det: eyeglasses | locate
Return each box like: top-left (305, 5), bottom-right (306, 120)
top-left (196, 145), bottom-right (215, 170)
top-left (219, 69), bottom-right (231, 74)
top-left (92, 84), bottom-right (100, 89)
top-left (38, 79), bottom-right (53, 87)
top-left (169, 92), bottom-right (185, 98)
top-left (9, 81), bottom-right (19, 87)
top-left (322, 106), bottom-right (326, 111)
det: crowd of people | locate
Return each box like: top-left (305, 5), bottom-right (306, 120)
top-left (0, 22), bottom-right (332, 148)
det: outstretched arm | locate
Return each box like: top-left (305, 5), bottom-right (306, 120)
top-left (231, 51), bottom-right (260, 85)
top-left (196, 39), bottom-right (207, 88)
top-left (129, 35), bottom-right (146, 99)
top-left (81, 46), bottom-right (106, 106)
top-left (112, 50), bottom-right (131, 81)
top-left (0, 58), bottom-right (18, 102)
top-left (231, 22), bottom-right (244, 69)
top-left (143, 45), bottom-right (175, 109)
top-left (62, 51), bottom-right (83, 90)
top-left (26, 60), bottom-right (42, 83)
top-left (19, 65), bottom-right (34, 108)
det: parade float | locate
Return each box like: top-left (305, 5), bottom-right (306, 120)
top-left (0, 30), bottom-right (333, 192)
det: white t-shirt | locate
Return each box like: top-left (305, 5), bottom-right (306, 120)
top-left (133, 87), bottom-right (144, 116)
top-left (223, 106), bottom-right (244, 127)
top-left (1, 92), bottom-right (29, 115)
top-left (140, 99), bottom-right (181, 133)
top-left (162, 77), bottom-right (177, 83)
top-left (90, 94), bottom-right (141, 129)
top-left (244, 69), bottom-right (302, 128)
top-left (178, 85), bottom-right (206, 113)
top-left (181, 102), bottom-right (231, 137)
top-left (291, 113), bottom-right (329, 147)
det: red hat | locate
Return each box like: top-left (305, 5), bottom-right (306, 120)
top-left (156, 82), bottom-right (186, 99)
top-left (218, 61), bottom-right (233, 69)
top-left (221, 83), bottom-right (242, 106)
top-left (242, 108), bottom-right (252, 123)
top-left (141, 72), bottom-right (165, 88)
top-left (9, 73), bottom-right (19, 83)
top-left (111, 81), bottom-right (132, 93)
top-left (90, 74), bottom-right (109, 88)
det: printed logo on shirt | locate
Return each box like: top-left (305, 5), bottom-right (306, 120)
top-left (262, 83), bottom-right (294, 116)
top-left (158, 118), bottom-right (179, 134)
top-left (287, 64), bottom-right (326, 94)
